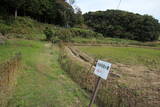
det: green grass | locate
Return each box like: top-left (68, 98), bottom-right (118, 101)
top-left (0, 39), bottom-right (94, 107)
top-left (0, 39), bottom-right (44, 63)
top-left (77, 46), bottom-right (160, 70)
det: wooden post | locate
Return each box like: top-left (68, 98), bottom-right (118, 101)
top-left (87, 59), bottom-right (97, 75)
top-left (89, 77), bottom-right (102, 107)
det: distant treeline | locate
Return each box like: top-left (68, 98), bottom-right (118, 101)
top-left (84, 10), bottom-right (160, 41)
top-left (0, 0), bottom-right (83, 27)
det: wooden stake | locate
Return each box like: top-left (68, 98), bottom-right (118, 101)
top-left (89, 77), bottom-right (102, 107)
top-left (87, 59), bottom-right (97, 75)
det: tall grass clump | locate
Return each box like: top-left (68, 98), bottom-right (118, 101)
top-left (0, 53), bottom-right (21, 107)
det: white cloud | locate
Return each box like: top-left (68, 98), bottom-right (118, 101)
top-left (75, 0), bottom-right (160, 21)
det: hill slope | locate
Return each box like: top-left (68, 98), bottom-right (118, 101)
top-left (0, 16), bottom-right (57, 40)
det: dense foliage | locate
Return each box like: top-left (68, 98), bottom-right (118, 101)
top-left (43, 27), bottom-right (54, 41)
top-left (84, 10), bottom-right (160, 41)
top-left (52, 28), bottom-right (104, 42)
top-left (0, 0), bottom-right (82, 27)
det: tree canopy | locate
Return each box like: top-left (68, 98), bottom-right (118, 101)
top-left (84, 10), bottom-right (160, 41)
top-left (0, 0), bottom-right (83, 27)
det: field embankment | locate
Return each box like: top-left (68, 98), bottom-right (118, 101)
top-left (71, 37), bottom-right (160, 48)
top-left (59, 44), bottom-right (160, 107)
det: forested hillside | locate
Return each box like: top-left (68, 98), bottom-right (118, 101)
top-left (84, 10), bottom-right (160, 41)
top-left (1, 0), bottom-right (160, 41)
top-left (0, 0), bottom-right (83, 27)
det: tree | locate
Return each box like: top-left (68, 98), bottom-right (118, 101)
top-left (0, 0), bottom-right (24, 18)
top-left (84, 10), bottom-right (160, 41)
top-left (74, 6), bottom-right (84, 25)
top-left (0, 0), bottom-right (79, 27)
top-left (6, 0), bottom-right (25, 18)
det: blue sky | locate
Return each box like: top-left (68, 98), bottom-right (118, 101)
top-left (74, 0), bottom-right (160, 21)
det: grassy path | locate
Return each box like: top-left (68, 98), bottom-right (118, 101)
top-left (0, 39), bottom-right (94, 107)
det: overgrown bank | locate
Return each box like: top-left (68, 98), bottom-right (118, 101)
top-left (0, 16), bottom-right (103, 42)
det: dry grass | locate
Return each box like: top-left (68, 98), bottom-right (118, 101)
top-left (0, 53), bottom-right (21, 107)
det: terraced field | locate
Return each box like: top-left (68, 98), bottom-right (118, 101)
top-left (77, 46), bottom-right (160, 71)
top-left (73, 45), bottom-right (160, 106)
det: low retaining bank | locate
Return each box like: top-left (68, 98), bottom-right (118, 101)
top-left (0, 53), bottom-right (21, 107)
top-left (72, 43), bottom-right (160, 50)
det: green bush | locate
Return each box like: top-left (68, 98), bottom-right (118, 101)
top-left (0, 24), bottom-right (11, 35)
top-left (43, 27), bottom-right (54, 41)
top-left (54, 29), bottom-right (72, 42)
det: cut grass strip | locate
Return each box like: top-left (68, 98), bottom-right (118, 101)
top-left (0, 39), bottom-right (94, 107)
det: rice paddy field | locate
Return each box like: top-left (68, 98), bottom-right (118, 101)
top-left (71, 44), bottom-right (160, 107)
top-left (77, 46), bottom-right (160, 71)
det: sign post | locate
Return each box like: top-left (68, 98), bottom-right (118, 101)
top-left (89, 60), bottom-right (112, 107)
top-left (87, 59), bottom-right (97, 75)
top-left (89, 77), bottom-right (101, 107)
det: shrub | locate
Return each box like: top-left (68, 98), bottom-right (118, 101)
top-left (54, 29), bottom-right (72, 42)
top-left (0, 24), bottom-right (11, 35)
top-left (43, 27), bottom-right (54, 41)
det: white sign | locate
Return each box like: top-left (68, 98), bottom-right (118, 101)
top-left (94, 60), bottom-right (112, 80)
